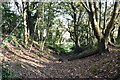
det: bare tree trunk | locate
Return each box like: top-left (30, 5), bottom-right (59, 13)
top-left (99, 0), bottom-right (102, 29)
top-left (103, 0), bottom-right (107, 31)
top-left (110, 26), bottom-right (116, 44)
top-left (118, 26), bottom-right (120, 38)
top-left (98, 38), bottom-right (108, 53)
top-left (23, 2), bottom-right (29, 45)
top-left (74, 39), bottom-right (80, 52)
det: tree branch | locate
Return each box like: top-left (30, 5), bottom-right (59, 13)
top-left (93, 2), bottom-right (99, 22)
top-left (14, 1), bottom-right (23, 16)
top-left (81, 2), bottom-right (90, 13)
top-left (105, 1), bottom-right (119, 40)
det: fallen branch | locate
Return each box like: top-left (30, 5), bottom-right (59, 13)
top-left (68, 48), bottom-right (98, 61)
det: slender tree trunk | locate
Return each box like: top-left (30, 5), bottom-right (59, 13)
top-left (103, 0), bottom-right (107, 31)
top-left (118, 26), bottom-right (120, 38)
top-left (23, 2), bottom-right (29, 45)
top-left (74, 39), bottom-right (80, 52)
top-left (110, 27), bottom-right (116, 44)
top-left (27, 7), bottom-right (32, 37)
top-left (99, 0), bottom-right (101, 29)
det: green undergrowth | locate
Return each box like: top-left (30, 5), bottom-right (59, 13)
top-left (1, 62), bottom-right (14, 80)
top-left (47, 42), bottom-right (74, 55)
top-left (2, 35), bottom-right (27, 50)
top-left (1, 62), bottom-right (22, 80)
top-left (116, 37), bottom-right (120, 44)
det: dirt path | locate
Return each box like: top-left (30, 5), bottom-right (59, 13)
top-left (0, 41), bottom-right (120, 78)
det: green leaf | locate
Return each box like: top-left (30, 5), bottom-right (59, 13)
top-left (1, 44), bottom-right (6, 48)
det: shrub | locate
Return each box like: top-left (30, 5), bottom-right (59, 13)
top-left (2, 63), bottom-right (14, 80)
top-left (47, 42), bottom-right (74, 55)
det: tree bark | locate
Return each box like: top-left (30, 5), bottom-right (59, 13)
top-left (103, 0), bottom-right (107, 31)
top-left (88, 2), bottom-right (103, 42)
top-left (103, 1), bottom-right (118, 49)
top-left (104, 2), bottom-right (119, 41)
top-left (23, 2), bottom-right (29, 45)
top-left (118, 26), bottom-right (120, 38)
top-left (74, 40), bottom-right (80, 52)
top-left (98, 38), bottom-right (108, 53)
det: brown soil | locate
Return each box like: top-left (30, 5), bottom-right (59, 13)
top-left (0, 40), bottom-right (120, 79)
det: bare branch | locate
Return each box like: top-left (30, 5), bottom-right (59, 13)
top-left (93, 2), bottom-right (99, 22)
top-left (81, 2), bottom-right (90, 13)
top-left (105, 1), bottom-right (119, 39)
top-left (103, 0), bottom-right (107, 30)
top-left (13, 1), bottom-right (23, 16)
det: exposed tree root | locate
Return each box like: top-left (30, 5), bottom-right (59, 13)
top-left (108, 41), bottom-right (116, 47)
top-left (79, 44), bottom-right (93, 52)
top-left (68, 48), bottom-right (98, 61)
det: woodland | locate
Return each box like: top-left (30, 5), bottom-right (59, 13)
top-left (0, 0), bottom-right (120, 79)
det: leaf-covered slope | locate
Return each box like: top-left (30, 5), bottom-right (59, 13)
top-left (0, 38), bottom-right (120, 78)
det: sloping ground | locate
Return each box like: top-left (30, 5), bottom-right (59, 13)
top-left (0, 40), bottom-right (120, 79)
